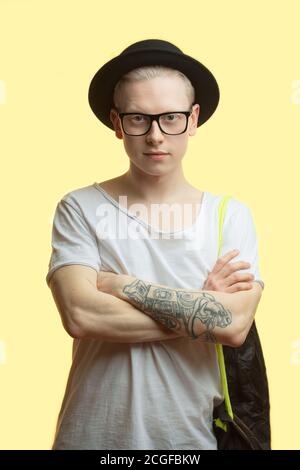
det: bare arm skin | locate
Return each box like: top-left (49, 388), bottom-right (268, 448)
top-left (96, 272), bottom-right (263, 347)
top-left (48, 265), bottom-right (183, 343)
top-left (49, 264), bottom-right (262, 346)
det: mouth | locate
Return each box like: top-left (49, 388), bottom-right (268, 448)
top-left (143, 152), bottom-right (169, 160)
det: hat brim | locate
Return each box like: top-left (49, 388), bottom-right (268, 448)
top-left (88, 49), bottom-right (220, 129)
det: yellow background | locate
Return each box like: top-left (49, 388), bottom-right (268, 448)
top-left (1, 0), bottom-right (299, 450)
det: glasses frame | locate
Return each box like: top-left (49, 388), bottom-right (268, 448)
top-left (116, 108), bottom-right (194, 136)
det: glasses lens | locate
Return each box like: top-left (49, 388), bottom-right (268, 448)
top-left (159, 113), bottom-right (187, 134)
top-left (123, 114), bottom-right (151, 135)
top-left (122, 113), bottom-right (187, 135)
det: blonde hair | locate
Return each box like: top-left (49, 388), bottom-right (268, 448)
top-left (112, 65), bottom-right (195, 110)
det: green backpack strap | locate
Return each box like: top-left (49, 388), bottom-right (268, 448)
top-left (214, 194), bottom-right (234, 431)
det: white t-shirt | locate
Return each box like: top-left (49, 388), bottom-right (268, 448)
top-left (46, 182), bottom-right (264, 450)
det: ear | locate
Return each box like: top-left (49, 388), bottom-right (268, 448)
top-left (110, 108), bottom-right (123, 139)
top-left (188, 104), bottom-right (200, 137)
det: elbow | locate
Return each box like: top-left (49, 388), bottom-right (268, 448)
top-left (67, 324), bottom-right (85, 340)
top-left (228, 330), bottom-right (247, 348)
top-left (66, 306), bottom-right (107, 340)
top-left (227, 313), bottom-right (251, 348)
top-left (64, 307), bottom-right (86, 339)
top-left (229, 286), bottom-right (262, 347)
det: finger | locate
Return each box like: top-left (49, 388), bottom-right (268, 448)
top-left (225, 281), bottom-right (254, 293)
top-left (225, 272), bottom-right (255, 287)
top-left (217, 260), bottom-right (252, 279)
top-left (210, 249), bottom-right (240, 275)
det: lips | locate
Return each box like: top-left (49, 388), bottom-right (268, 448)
top-left (144, 153), bottom-right (169, 161)
top-left (144, 152), bottom-right (168, 155)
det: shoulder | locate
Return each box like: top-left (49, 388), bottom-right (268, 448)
top-left (61, 182), bottom-right (97, 203)
top-left (58, 182), bottom-right (103, 213)
top-left (204, 191), bottom-right (251, 220)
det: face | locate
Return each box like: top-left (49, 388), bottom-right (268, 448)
top-left (110, 75), bottom-right (200, 176)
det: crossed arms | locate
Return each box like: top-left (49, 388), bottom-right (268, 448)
top-left (97, 271), bottom-right (262, 346)
top-left (49, 264), bottom-right (263, 347)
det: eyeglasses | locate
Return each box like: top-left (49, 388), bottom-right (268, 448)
top-left (116, 108), bottom-right (194, 136)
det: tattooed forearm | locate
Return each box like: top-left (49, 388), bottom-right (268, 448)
top-left (122, 279), bottom-right (232, 341)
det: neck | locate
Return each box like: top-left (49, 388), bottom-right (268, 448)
top-left (121, 163), bottom-right (192, 203)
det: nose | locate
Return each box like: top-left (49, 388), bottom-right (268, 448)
top-left (146, 119), bottom-right (164, 143)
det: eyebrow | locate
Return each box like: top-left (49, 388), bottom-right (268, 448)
top-left (124, 109), bottom-right (145, 113)
top-left (123, 109), bottom-right (182, 114)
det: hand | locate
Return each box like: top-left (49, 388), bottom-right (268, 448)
top-left (203, 249), bottom-right (255, 293)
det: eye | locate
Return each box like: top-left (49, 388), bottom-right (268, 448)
top-left (164, 114), bottom-right (179, 121)
top-left (131, 114), bottom-right (145, 122)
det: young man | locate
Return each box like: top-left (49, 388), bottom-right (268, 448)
top-left (46, 39), bottom-right (265, 450)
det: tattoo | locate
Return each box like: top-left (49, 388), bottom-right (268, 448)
top-left (122, 279), bottom-right (232, 341)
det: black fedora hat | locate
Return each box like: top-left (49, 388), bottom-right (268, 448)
top-left (88, 39), bottom-right (220, 130)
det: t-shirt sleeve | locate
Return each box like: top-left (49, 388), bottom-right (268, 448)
top-left (219, 199), bottom-right (265, 290)
top-left (46, 197), bottom-right (102, 288)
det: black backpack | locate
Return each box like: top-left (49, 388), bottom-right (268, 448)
top-left (212, 195), bottom-right (271, 450)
